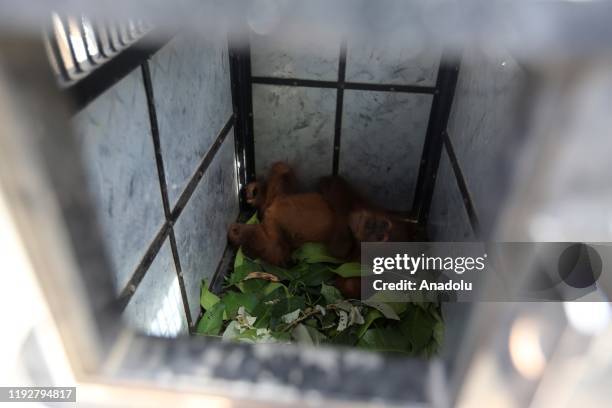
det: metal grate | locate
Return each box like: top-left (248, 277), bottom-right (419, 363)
top-left (44, 12), bottom-right (151, 85)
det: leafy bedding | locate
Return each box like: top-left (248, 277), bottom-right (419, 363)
top-left (195, 215), bottom-right (443, 356)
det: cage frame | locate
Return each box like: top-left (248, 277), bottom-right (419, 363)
top-left (0, 17), bottom-right (489, 406)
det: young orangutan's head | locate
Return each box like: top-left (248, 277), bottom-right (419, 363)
top-left (348, 210), bottom-right (392, 242)
top-left (228, 223), bottom-right (256, 246)
top-left (227, 223), bottom-right (272, 261)
top-left (245, 181), bottom-right (265, 208)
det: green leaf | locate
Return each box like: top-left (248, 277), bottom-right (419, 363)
top-left (399, 307), bottom-right (436, 352)
top-left (292, 324), bottom-right (327, 346)
top-left (196, 303), bottom-right (226, 335)
top-left (229, 254), bottom-right (261, 286)
top-left (260, 261), bottom-right (294, 281)
top-left (317, 311), bottom-right (337, 329)
top-left (357, 309), bottom-right (383, 338)
top-left (292, 243), bottom-right (344, 264)
top-left (238, 279), bottom-right (287, 296)
top-left (362, 301), bottom-right (400, 320)
top-left (222, 320), bottom-right (241, 341)
top-left (332, 262), bottom-right (362, 278)
top-left (299, 264), bottom-right (334, 286)
top-left (222, 291), bottom-right (259, 319)
top-left (200, 280), bottom-right (220, 311)
top-left (234, 247), bottom-right (246, 269)
top-left (263, 282), bottom-right (287, 296)
top-left (237, 278), bottom-right (269, 293)
top-left (328, 326), bottom-right (359, 346)
top-left (357, 327), bottom-right (411, 353)
top-left (389, 302), bottom-right (409, 315)
top-left (433, 320), bottom-right (444, 347)
top-left (270, 296), bottom-right (306, 318)
top-left (250, 286), bottom-right (291, 328)
top-left (320, 283), bottom-right (343, 304)
top-left (246, 212), bottom-right (260, 224)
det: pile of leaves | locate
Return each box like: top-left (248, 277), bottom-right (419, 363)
top-left (195, 216), bottom-right (443, 356)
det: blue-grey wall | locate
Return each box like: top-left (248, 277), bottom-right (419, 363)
top-left (73, 31), bottom-right (237, 336)
top-left (339, 91), bottom-right (431, 211)
top-left (426, 48), bottom-right (525, 386)
top-left (252, 85), bottom-right (336, 190)
top-left (150, 32), bottom-right (233, 206)
top-left (250, 29), bottom-right (438, 211)
top-left (428, 48), bottom-right (525, 241)
top-left (74, 68), bottom-right (165, 294)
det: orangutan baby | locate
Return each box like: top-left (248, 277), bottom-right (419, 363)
top-left (229, 163), bottom-right (424, 266)
top-left (245, 162), bottom-right (297, 219)
top-left (318, 175), bottom-right (425, 255)
top-left (229, 162), bottom-right (342, 266)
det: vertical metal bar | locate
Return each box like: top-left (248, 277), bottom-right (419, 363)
top-left (77, 15), bottom-right (97, 66)
top-left (45, 21), bottom-right (71, 82)
top-left (118, 22), bottom-right (129, 46)
top-left (228, 31), bottom-right (255, 211)
top-left (59, 15), bottom-right (83, 74)
top-left (332, 39), bottom-right (348, 175)
top-left (443, 132), bottom-right (480, 236)
top-left (107, 22), bottom-right (121, 52)
top-left (228, 46), bottom-right (247, 209)
top-left (93, 21), bottom-right (109, 58)
top-left (141, 61), bottom-right (193, 329)
top-left (412, 52), bottom-right (461, 224)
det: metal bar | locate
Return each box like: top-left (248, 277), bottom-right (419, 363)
top-left (229, 45), bottom-right (247, 209)
top-left (252, 76), bottom-right (338, 89)
top-left (117, 222), bottom-right (171, 310)
top-left (141, 61), bottom-right (193, 328)
top-left (46, 21), bottom-right (71, 82)
top-left (64, 28), bottom-right (176, 112)
top-left (170, 116), bottom-right (235, 222)
top-left (168, 230), bottom-right (193, 329)
top-left (229, 31), bottom-right (255, 211)
top-left (93, 21), bottom-right (109, 58)
top-left (141, 62), bottom-right (171, 217)
top-left (443, 132), bottom-right (481, 236)
top-left (117, 22), bottom-right (129, 46)
top-left (412, 53), bottom-right (461, 223)
top-left (332, 39), bottom-right (347, 175)
top-left (59, 15), bottom-right (83, 74)
top-left (344, 81), bottom-right (436, 94)
top-left (107, 22), bottom-right (121, 52)
top-left (208, 243), bottom-right (237, 296)
top-left (251, 75), bottom-right (436, 94)
top-left (76, 15), bottom-right (97, 67)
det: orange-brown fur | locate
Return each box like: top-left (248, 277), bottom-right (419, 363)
top-left (229, 193), bottom-right (336, 266)
top-left (231, 165), bottom-right (424, 267)
top-left (245, 162), bottom-right (297, 219)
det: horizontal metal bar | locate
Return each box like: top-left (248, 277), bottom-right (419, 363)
top-left (251, 75), bottom-right (436, 94)
top-left (344, 81), bottom-right (437, 94)
top-left (252, 76), bottom-right (338, 89)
